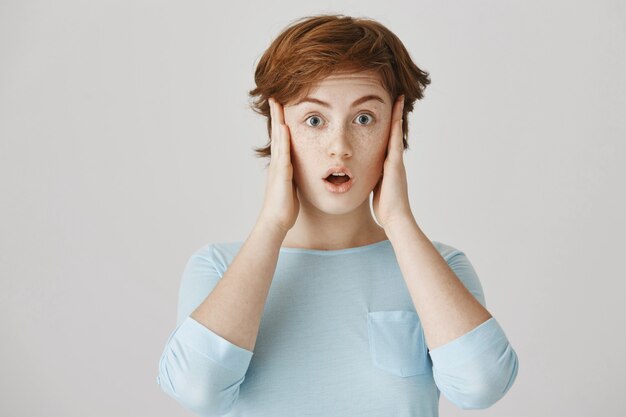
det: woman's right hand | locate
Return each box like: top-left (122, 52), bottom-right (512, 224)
top-left (258, 97), bottom-right (300, 234)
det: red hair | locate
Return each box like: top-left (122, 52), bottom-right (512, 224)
top-left (248, 14), bottom-right (431, 160)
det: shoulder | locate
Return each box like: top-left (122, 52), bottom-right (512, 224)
top-left (431, 240), bottom-right (466, 260)
top-left (175, 240), bottom-right (244, 324)
top-left (431, 240), bottom-right (486, 306)
top-left (186, 240), bottom-right (244, 276)
top-left (430, 240), bottom-right (476, 273)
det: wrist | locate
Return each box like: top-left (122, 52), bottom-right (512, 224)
top-left (383, 214), bottom-right (416, 237)
top-left (254, 217), bottom-right (289, 240)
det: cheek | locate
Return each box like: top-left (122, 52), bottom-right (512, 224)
top-left (285, 130), bottom-right (315, 186)
top-left (354, 127), bottom-right (388, 156)
top-left (288, 127), bottom-right (322, 162)
top-left (287, 127), bottom-right (311, 156)
top-left (357, 130), bottom-right (388, 179)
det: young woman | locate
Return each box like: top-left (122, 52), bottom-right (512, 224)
top-left (157, 14), bottom-right (519, 416)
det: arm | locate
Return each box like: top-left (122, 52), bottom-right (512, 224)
top-left (373, 95), bottom-right (517, 409)
top-left (157, 95), bottom-right (299, 415)
top-left (385, 216), bottom-right (492, 350)
top-left (190, 219), bottom-right (286, 352)
top-left (385, 215), bottom-right (519, 409)
top-left (157, 219), bottom-right (286, 416)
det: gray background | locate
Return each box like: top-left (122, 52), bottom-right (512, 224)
top-left (1, 0), bottom-right (624, 416)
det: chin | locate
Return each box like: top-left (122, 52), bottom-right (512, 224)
top-left (320, 194), bottom-right (371, 215)
top-left (299, 180), bottom-right (370, 213)
top-left (319, 205), bottom-right (360, 216)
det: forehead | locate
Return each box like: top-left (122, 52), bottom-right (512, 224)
top-left (309, 71), bottom-right (386, 93)
top-left (289, 71), bottom-right (390, 108)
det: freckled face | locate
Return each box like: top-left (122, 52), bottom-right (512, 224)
top-left (282, 71), bottom-right (393, 214)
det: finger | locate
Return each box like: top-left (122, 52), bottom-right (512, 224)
top-left (397, 95), bottom-right (405, 153)
top-left (279, 120), bottom-right (291, 158)
top-left (269, 98), bottom-right (277, 156)
top-left (388, 95), bottom-right (405, 156)
top-left (275, 99), bottom-right (286, 125)
top-left (276, 101), bottom-right (291, 157)
top-left (392, 95), bottom-right (404, 124)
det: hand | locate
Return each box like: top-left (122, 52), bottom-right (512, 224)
top-left (372, 95), bottom-right (413, 229)
top-left (258, 97), bottom-right (300, 233)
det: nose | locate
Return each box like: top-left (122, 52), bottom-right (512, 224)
top-left (326, 125), bottom-right (353, 158)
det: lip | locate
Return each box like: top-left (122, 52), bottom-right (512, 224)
top-left (322, 176), bottom-right (355, 193)
top-left (322, 165), bottom-right (354, 179)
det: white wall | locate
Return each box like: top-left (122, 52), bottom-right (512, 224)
top-left (1, 0), bottom-right (624, 415)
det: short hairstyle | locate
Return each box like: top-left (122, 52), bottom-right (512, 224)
top-left (248, 14), bottom-right (431, 161)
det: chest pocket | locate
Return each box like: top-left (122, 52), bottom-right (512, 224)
top-left (367, 310), bottom-right (431, 377)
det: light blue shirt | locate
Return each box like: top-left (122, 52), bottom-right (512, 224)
top-left (157, 239), bottom-right (519, 416)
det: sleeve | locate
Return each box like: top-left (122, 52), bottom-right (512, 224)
top-left (156, 245), bottom-right (254, 416)
top-left (428, 249), bottom-right (520, 410)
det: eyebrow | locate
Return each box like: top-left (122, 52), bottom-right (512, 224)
top-left (293, 94), bottom-right (385, 108)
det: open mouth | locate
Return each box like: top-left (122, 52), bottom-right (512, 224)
top-left (324, 173), bottom-right (351, 184)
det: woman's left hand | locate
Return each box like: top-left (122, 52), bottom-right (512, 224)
top-left (372, 95), bottom-right (413, 229)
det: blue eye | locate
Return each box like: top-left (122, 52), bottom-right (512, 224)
top-left (305, 115), bottom-right (324, 128)
top-left (356, 113), bottom-right (374, 125)
top-left (304, 113), bottom-right (374, 128)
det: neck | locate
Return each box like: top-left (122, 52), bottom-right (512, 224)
top-left (281, 196), bottom-right (388, 251)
